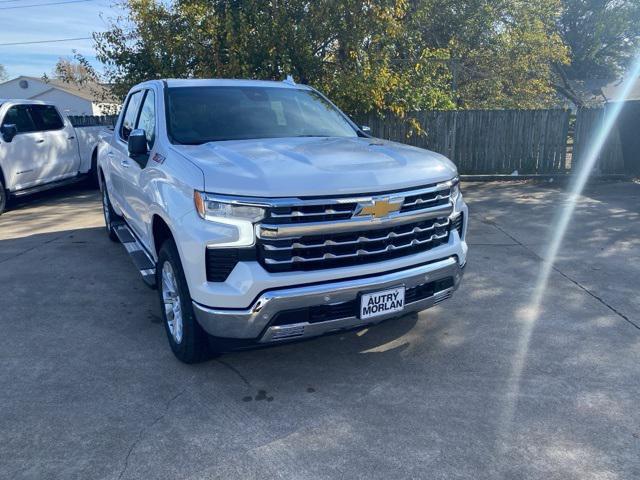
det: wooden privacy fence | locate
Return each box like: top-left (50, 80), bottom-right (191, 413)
top-left (68, 115), bottom-right (118, 127)
top-left (358, 109), bottom-right (572, 175)
top-left (572, 102), bottom-right (640, 175)
top-left (359, 104), bottom-right (640, 175)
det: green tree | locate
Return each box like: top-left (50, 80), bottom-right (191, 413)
top-left (94, 0), bottom-right (573, 112)
top-left (94, 0), bottom-right (456, 115)
top-left (553, 0), bottom-right (640, 106)
top-left (406, 0), bottom-right (569, 109)
top-left (53, 54), bottom-right (98, 86)
top-left (0, 64), bottom-right (8, 82)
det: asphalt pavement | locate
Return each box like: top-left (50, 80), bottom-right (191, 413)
top-left (1, 180), bottom-right (638, 480)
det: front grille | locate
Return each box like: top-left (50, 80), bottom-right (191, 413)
top-left (270, 277), bottom-right (455, 326)
top-left (257, 182), bottom-right (455, 273)
top-left (259, 217), bottom-right (450, 272)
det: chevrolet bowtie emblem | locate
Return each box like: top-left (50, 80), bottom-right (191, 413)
top-left (355, 198), bottom-right (403, 219)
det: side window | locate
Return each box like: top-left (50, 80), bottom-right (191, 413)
top-left (1, 105), bottom-right (37, 133)
top-left (120, 91), bottom-right (143, 141)
top-left (136, 90), bottom-right (156, 149)
top-left (30, 105), bottom-right (65, 131)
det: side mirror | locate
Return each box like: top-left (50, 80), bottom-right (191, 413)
top-left (128, 129), bottom-right (148, 158)
top-left (361, 125), bottom-right (371, 133)
top-left (1, 124), bottom-right (18, 143)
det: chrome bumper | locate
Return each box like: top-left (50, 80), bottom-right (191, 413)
top-left (192, 256), bottom-right (464, 343)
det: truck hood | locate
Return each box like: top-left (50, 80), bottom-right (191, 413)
top-left (172, 136), bottom-right (457, 197)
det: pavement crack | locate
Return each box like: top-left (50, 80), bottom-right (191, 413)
top-left (483, 217), bottom-right (639, 331)
top-left (117, 388), bottom-right (188, 480)
top-left (215, 359), bottom-right (252, 387)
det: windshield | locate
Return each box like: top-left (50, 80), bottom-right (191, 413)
top-left (166, 86), bottom-right (358, 144)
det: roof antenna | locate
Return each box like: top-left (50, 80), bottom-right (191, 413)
top-left (284, 74), bottom-right (296, 86)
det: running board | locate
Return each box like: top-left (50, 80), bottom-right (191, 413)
top-left (113, 222), bottom-right (157, 288)
top-left (12, 175), bottom-right (82, 197)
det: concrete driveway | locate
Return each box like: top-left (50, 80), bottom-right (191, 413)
top-left (1, 181), bottom-right (639, 479)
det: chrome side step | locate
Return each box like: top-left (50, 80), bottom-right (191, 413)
top-left (113, 222), bottom-right (157, 288)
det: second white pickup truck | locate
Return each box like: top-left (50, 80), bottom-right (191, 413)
top-left (0, 99), bottom-right (104, 214)
top-left (98, 79), bottom-right (468, 363)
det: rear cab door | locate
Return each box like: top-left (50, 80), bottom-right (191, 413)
top-left (29, 104), bottom-right (81, 181)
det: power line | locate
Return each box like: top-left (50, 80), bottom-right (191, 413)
top-left (0, 36), bottom-right (93, 46)
top-left (0, 0), bottom-right (95, 9)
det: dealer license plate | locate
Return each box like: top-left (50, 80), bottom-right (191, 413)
top-left (360, 286), bottom-right (405, 320)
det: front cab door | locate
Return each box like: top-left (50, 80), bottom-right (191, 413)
top-left (0, 104), bottom-right (49, 191)
top-left (110, 89), bottom-right (156, 243)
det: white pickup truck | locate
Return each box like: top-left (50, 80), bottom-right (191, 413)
top-left (0, 99), bottom-right (104, 214)
top-left (98, 79), bottom-right (468, 363)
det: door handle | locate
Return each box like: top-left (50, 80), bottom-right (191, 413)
top-left (35, 139), bottom-right (45, 143)
top-left (67, 136), bottom-right (75, 140)
top-left (120, 159), bottom-right (131, 168)
top-left (106, 151), bottom-right (115, 159)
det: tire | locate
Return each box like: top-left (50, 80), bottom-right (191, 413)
top-left (0, 179), bottom-right (7, 216)
top-left (87, 150), bottom-right (99, 188)
top-left (100, 178), bottom-right (120, 242)
top-left (157, 238), bottom-right (210, 363)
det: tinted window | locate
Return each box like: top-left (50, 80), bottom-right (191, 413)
top-left (120, 90), bottom-right (143, 140)
top-left (167, 87), bottom-right (357, 144)
top-left (2, 105), bottom-right (37, 133)
top-left (136, 90), bottom-right (156, 149)
top-left (30, 105), bottom-right (64, 131)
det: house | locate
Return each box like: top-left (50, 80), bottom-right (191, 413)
top-left (564, 76), bottom-right (640, 108)
top-left (601, 76), bottom-right (640, 103)
top-left (0, 76), bottom-right (119, 115)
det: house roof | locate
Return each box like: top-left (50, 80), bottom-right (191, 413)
top-left (2, 76), bottom-right (116, 103)
top-left (602, 76), bottom-right (640, 102)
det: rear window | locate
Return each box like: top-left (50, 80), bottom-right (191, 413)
top-left (30, 105), bottom-right (65, 131)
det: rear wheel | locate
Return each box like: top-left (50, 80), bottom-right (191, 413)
top-left (87, 149), bottom-right (99, 188)
top-left (157, 239), bottom-right (210, 363)
top-left (100, 178), bottom-right (120, 242)
top-left (0, 179), bottom-right (7, 216)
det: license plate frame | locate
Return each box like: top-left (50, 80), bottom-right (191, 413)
top-left (359, 285), bottom-right (406, 320)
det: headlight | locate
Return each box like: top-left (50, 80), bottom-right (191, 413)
top-left (194, 191), bottom-right (266, 222)
top-left (194, 191), bottom-right (267, 247)
top-left (450, 176), bottom-right (460, 200)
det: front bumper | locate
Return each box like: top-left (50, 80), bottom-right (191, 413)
top-left (192, 255), bottom-right (464, 343)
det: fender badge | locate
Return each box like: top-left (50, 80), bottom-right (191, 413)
top-left (151, 153), bottom-right (166, 164)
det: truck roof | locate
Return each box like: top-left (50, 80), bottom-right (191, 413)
top-left (0, 99), bottom-right (56, 106)
top-left (148, 78), bottom-right (311, 90)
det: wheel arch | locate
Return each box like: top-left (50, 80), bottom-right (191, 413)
top-left (152, 214), bottom-right (175, 257)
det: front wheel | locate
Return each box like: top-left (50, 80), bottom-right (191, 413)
top-left (157, 239), bottom-right (210, 363)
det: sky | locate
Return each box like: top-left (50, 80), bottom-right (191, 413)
top-left (0, 0), bottom-right (123, 79)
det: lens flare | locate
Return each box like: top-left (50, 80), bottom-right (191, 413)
top-left (496, 54), bottom-right (640, 465)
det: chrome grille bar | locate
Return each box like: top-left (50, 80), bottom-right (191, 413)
top-left (269, 207), bottom-right (354, 219)
top-left (259, 203), bottom-right (453, 239)
top-left (263, 231), bottom-right (449, 265)
top-left (263, 219), bottom-right (451, 251)
top-left (402, 193), bottom-right (449, 208)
